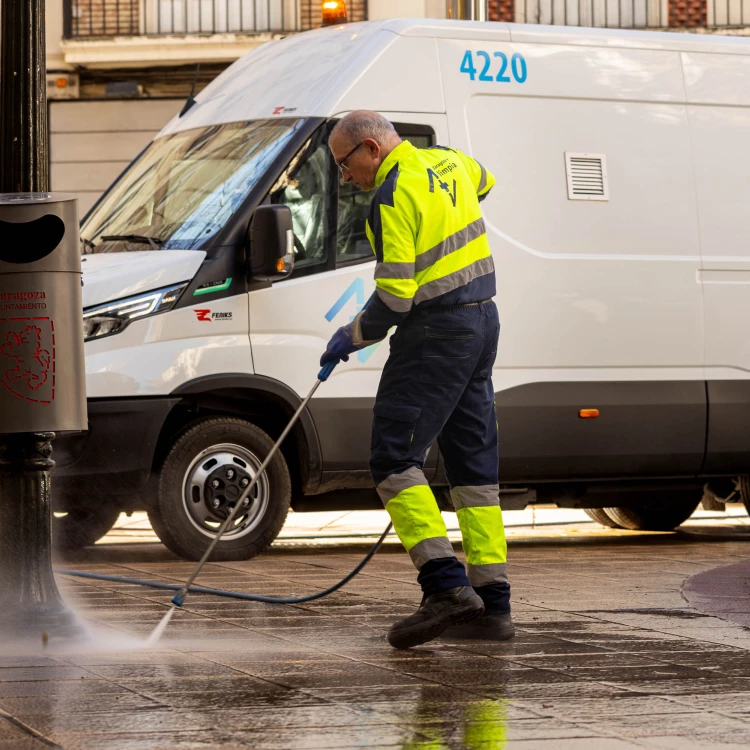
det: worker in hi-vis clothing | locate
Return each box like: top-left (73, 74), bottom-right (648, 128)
top-left (322, 111), bottom-right (513, 649)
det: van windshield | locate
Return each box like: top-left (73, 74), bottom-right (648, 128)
top-left (81, 118), bottom-right (305, 253)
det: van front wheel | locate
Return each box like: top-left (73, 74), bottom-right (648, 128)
top-left (148, 417), bottom-right (291, 561)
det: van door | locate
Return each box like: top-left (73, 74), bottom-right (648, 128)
top-left (249, 119), bottom-right (446, 486)
top-left (685, 53), bottom-right (750, 474)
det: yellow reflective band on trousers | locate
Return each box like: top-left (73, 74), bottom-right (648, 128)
top-left (384, 484), bottom-right (448, 554)
top-left (456, 505), bottom-right (507, 566)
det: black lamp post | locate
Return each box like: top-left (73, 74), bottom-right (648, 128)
top-left (0, 0), bottom-right (82, 639)
top-left (0, 0), bottom-right (49, 194)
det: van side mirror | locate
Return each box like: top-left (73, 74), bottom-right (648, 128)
top-left (249, 205), bottom-right (294, 281)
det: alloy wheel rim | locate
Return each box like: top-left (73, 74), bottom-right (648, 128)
top-left (182, 443), bottom-right (270, 540)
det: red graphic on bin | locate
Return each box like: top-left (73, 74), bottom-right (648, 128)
top-left (0, 317), bottom-right (55, 404)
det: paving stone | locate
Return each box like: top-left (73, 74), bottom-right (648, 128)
top-left (0, 693), bottom-right (165, 714)
top-left (675, 691), bottom-right (750, 713)
top-left (644, 736), bottom-right (750, 749)
top-left (506, 739), bottom-right (642, 748)
top-left (53, 726), bottom-right (418, 750)
top-left (147, 688), bottom-right (328, 710)
top-left (0, 718), bottom-right (34, 741)
top-left (580, 711), bottom-right (750, 738)
top-left (528, 695), bottom-right (698, 720)
top-left (82, 662), bottom-right (237, 680)
top-left (0, 667), bottom-right (93, 682)
top-left (23, 704), bottom-right (382, 734)
top-left (0, 680), bottom-right (125, 698)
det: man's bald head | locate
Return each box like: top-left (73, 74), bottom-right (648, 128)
top-left (329, 110), bottom-right (400, 149)
top-left (328, 110), bottom-right (402, 191)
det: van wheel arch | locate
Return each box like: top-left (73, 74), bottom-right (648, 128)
top-left (154, 375), bottom-right (324, 501)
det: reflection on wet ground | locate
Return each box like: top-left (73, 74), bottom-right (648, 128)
top-left (2, 524), bottom-right (750, 748)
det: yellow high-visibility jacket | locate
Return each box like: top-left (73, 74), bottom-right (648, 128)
top-left (353, 140), bottom-right (496, 343)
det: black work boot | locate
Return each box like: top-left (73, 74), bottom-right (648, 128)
top-left (442, 612), bottom-right (516, 641)
top-left (387, 586), bottom-right (484, 649)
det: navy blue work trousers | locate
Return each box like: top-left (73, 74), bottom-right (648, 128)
top-left (370, 300), bottom-right (510, 614)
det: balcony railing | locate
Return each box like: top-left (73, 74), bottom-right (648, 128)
top-left (62, 0), bottom-right (750, 39)
top-left (495, 0), bottom-right (749, 27)
top-left (63, 0), bottom-right (302, 37)
top-left (514, 0), bottom-right (671, 27)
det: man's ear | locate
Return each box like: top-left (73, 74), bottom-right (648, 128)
top-left (0, 215), bottom-right (66, 264)
top-left (364, 139), bottom-right (381, 158)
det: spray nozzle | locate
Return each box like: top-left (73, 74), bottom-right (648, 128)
top-left (171, 593), bottom-right (185, 607)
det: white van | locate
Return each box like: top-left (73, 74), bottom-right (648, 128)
top-left (56, 19), bottom-right (750, 558)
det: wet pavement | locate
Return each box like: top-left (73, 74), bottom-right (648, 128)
top-left (4, 515), bottom-right (750, 748)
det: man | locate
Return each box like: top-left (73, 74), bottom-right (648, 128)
top-left (322, 111), bottom-right (513, 649)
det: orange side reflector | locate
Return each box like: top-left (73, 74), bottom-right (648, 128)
top-left (579, 409), bottom-right (600, 419)
top-left (276, 257), bottom-right (286, 273)
top-left (56, 77), bottom-right (68, 88)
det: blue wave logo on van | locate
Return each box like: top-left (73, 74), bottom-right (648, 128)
top-left (325, 278), bottom-right (382, 363)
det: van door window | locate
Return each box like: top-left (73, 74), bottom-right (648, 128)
top-left (336, 130), bottom-right (434, 267)
top-left (268, 130), bottom-right (334, 276)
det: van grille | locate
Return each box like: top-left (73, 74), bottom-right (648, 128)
top-left (565, 153), bottom-right (609, 201)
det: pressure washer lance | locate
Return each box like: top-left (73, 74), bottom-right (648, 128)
top-left (146, 359), bottom-right (370, 646)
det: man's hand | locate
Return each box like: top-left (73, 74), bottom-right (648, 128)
top-left (320, 323), bottom-right (361, 366)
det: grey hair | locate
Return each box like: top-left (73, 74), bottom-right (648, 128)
top-left (329, 110), bottom-right (399, 147)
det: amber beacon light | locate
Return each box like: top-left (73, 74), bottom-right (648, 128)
top-left (321, 0), bottom-right (348, 25)
top-left (579, 409), bottom-right (600, 419)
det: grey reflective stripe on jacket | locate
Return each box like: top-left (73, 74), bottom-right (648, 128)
top-left (375, 261), bottom-right (416, 280)
top-left (477, 164), bottom-right (488, 194)
top-left (415, 218), bottom-right (486, 273)
top-left (414, 255), bottom-right (495, 305)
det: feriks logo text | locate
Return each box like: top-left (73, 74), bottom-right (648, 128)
top-left (194, 310), bottom-right (233, 322)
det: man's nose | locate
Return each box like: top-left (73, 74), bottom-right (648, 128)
top-left (342, 171), bottom-right (353, 184)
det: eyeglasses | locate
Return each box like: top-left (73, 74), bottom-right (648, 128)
top-left (335, 142), bottom-right (363, 174)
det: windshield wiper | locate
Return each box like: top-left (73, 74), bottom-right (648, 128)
top-left (80, 237), bottom-right (96, 254)
top-left (100, 234), bottom-right (164, 251)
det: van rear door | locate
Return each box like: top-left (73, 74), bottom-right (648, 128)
top-left (686, 52), bottom-right (750, 475)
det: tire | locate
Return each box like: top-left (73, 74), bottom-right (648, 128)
top-left (148, 417), bottom-right (291, 561)
top-left (53, 505), bottom-right (122, 550)
top-left (738, 476), bottom-right (750, 516)
top-left (583, 507), bottom-right (623, 529)
top-left (604, 500), bottom-right (699, 531)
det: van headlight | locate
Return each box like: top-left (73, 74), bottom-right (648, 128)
top-left (82, 282), bottom-right (189, 342)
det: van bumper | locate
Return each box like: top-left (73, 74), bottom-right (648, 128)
top-left (53, 397), bottom-right (179, 506)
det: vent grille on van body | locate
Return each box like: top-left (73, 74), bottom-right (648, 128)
top-left (565, 153), bottom-right (609, 201)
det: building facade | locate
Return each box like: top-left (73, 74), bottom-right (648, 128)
top-left (47, 0), bottom-right (748, 212)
